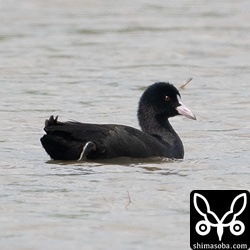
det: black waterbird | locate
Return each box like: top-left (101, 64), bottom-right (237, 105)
top-left (41, 82), bottom-right (196, 161)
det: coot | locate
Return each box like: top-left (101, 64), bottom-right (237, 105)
top-left (41, 82), bottom-right (196, 160)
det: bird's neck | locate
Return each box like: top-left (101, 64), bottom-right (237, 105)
top-left (139, 114), bottom-right (177, 141)
top-left (138, 111), bottom-right (184, 157)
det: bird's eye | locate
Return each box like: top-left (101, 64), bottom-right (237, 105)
top-left (165, 96), bottom-right (171, 102)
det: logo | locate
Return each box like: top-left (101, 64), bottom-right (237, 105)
top-left (190, 190), bottom-right (249, 250)
top-left (194, 192), bottom-right (246, 241)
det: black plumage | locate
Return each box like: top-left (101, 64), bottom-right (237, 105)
top-left (40, 82), bottom-right (196, 161)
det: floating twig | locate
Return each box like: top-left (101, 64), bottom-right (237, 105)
top-left (179, 77), bottom-right (193, 90)
top-left (126, 190), bottom-right (132, 210)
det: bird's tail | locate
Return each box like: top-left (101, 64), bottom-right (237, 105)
top-left (40, 135), bottom-right (83, 160)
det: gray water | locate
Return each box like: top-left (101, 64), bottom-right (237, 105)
top-left (0, 1), bottom-right (250, 249)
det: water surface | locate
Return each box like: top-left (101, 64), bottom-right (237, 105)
top-left (0, 1), bottom-right (249, 249)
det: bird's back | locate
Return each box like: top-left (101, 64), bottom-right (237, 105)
top-left (40, 116), bottom-right (173, 160)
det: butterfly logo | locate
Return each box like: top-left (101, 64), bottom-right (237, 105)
top-left (193, 193), bottom-right (247, 241)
